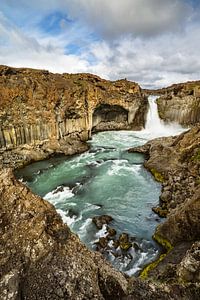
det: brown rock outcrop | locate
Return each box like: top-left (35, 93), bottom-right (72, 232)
top-left (148, 81), bottom-right (200, 125)
top-left (0, 65), bottom-right (147, 152)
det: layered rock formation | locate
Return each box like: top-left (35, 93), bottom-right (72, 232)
top-left (0, 65), bottom-right (147, 153)
top-left (145, 81), bottom-right (200, 125)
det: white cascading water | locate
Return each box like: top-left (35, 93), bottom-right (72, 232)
top-left (139, 95), bottom-right (186, 139)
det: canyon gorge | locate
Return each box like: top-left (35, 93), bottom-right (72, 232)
top-left (0, 65), bottom-right (200, 299)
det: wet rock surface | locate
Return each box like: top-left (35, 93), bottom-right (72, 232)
top-left (92, 215), bottom-right (114, 229)
top-left (93, 221), bottom-right (146, 272)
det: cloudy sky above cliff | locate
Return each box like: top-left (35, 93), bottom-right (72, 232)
top-left (0, 0), bottom-right (200, 88)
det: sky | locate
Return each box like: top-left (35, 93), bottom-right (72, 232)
top-left (0, 0), bottom-right (200, 88)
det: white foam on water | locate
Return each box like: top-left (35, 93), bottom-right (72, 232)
top-left (95, 224), bottom-right (108, 239)
top-left (44, 186), bottom-right (74, 205)
top-left (131, 164), bottom-right (142, 175)
top-left (108, 160), bottom-right (142, 177)
top-left (78, 218), bottom-right (92, 239)
top-left (56, 208), bottom-right (77, 226)
top-left (82, 203), bottom-right (102, 214)
top-left (125, 251), bottom-right (148, 276)
top-left (113, 254), bottom-right (133, 272)
top-left (136, 95), bottom-right (187, 140)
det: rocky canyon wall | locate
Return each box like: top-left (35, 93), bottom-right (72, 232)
top-left (151, 81), bottom-right (200, 125)
top-left (0, 66), bottom-right (147, 151)
top-left (143, 81), bottom-right (200, 126)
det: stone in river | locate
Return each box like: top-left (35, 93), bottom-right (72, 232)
top-left (119, 233), bottom-right (132, 251)
top-left (95, 237), bottom-right (109, 251)
top-left (92, 215), bottom-right (113, 229)
top-left (53, 186), bottom-right (64, 194)
top-left (107, 227), bottom-right (117, 238)
top-left (133, 242), bottom-right (141, 251)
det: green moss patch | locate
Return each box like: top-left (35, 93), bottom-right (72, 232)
top-left (191, 148), bottom-right (200, 161)
top-left (140, 253), bottom-right (166, 279)
top-left (153, 233), bottom-right (173, 252)
top-left (140, 233), bottom-right (173, 279)
top-left (150, 168), bottom-right (164, 183)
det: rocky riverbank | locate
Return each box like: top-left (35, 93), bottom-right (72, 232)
top-left (129, 124), bottom-right (200, 288)
top-left (0, 168), bottom-right (129, 299)
top-left (1, 127), bottom-right (199, 300)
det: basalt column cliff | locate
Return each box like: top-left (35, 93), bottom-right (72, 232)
top-left (145, 81), bottom-right (200, 125)
top-left (0, 65), bottom-right (147, 167)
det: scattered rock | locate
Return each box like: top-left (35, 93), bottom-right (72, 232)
top-left (152, 206), bottom-right (168, 218)
top-left (67, 208), bottom-right (78, 219)
top-left (95, 237), bottom-right (109, 250)
top-left (107, 227), bottom-right (117, 238)
top-left (119, 233), bottom-right (132, 251)
top-left (133, 242), bottom-right (141, 251)
top-left (92, 215), bottom-right (113, 229)
top-left (53, 186), bottom-right (64, 194)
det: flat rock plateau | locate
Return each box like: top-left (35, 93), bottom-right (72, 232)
top-left (0, 65), bottom-right (200, 299)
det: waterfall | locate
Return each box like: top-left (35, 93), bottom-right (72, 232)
top-left (145, 96), bottom-right (165, 132)
top-left (139, 95), bottom-right (186, 139)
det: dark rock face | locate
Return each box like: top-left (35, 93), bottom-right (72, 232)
top-left (147, 81), bottom-right (200, 125)
top-left (0, 65), bottom-right (147, 152)
top-left (92, 215), bottom-right (113, 229)
top-left (92, 104), bottom-right (129, 132)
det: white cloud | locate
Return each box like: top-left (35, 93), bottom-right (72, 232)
top-left (85, 22), bottom-right (200, 88)
top-left (2, 0), bottom-right (192, 38)
top-left (64, 0), bottom-right (191, 38)
top-left (0, 2), bottom-right (200, 88)
top-left (0, 12), bottom-right (89, 73)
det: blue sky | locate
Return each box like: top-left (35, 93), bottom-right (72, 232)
top-left (0, 0), bottom-right (200, 88)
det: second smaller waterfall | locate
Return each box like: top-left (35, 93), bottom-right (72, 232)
top-left (142, 95), bottom-right (185, 139)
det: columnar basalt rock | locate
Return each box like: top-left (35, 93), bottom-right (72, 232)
top-left (0, 65), bottom-right (147, 152)
top-left (146, 81), bottom-right (200, 125)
